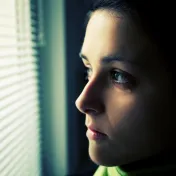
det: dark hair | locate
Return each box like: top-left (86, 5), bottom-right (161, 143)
top-left (85, 0), bottom-right (174, 73)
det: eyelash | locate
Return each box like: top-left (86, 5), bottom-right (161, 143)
top-left (84, 67), bottom-right (136, 89)
top-left (84, 67), bottom-right (92, 81)
top-left (110, 70), bottom-right (136, 89)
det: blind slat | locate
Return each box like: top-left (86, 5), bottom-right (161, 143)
top-left (1, 136), bottom-right (40, 176)
top-left (0, 120), bottom-right (39, 173)
top-left (0, 113), bottom-right (39, 155)
top-left (0, 62), bottom-right (38, 77)
top-left (0, 27), bottom-right (16, 36)
top-left (0, 78), bottom-right (38, 100)
top-left (0, 112), bottom-right (39, 144)
top-left (0, 56), bottom-right (37, 67)
top-left (0, 48), bottom-right (38, 57)
top-left (0, 70), bottom-right (38, 88)
top-left (0, 0), bottom-right (41, 175)
top-left (0, 87), bottom-right (38, 110)
top-left (0, 18), bottom-right (16, 27)
top-left (0, 97), bottom-right (39, 120)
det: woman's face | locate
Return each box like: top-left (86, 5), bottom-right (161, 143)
top-left (75, 10), bottom-right (173, 166)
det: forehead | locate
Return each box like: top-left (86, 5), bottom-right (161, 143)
top-left (81, 10), bottom-right (157, 66)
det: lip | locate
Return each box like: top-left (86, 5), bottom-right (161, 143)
top-left (86, 125), bottom-right (107, 140)
top-left (88, 126), bottom-right (106, 134)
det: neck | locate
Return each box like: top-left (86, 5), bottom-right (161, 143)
top-left (119, 150), bottom-right (176, 173)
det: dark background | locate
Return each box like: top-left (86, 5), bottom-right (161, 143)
top-left (39, 0), bottom-right (98, 175)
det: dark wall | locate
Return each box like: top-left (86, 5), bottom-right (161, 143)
top-left (65, 0), bottom-right (97, 175)
top-left (40, 0), bottom-right (97, 175)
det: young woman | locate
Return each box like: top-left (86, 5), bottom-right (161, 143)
top-left (75, 0), bottom-right (175, 175)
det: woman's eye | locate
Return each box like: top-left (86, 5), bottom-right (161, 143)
top-left (111, 70), bottom-right (128, 84)
top-left (110, 70), bottom-right (136, 89)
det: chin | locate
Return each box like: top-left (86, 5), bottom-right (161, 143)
top-left (87, 140), bottom-right (154, 167)
top-left (88, 142), bottom-right (131, 167)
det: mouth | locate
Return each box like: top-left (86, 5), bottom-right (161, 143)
top-left (86, 126), bottom-right (107, 140)
top-left (89, 127), bottom-right (106, 135)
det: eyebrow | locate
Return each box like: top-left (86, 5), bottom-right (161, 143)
top-left (79, 52), bottom-right (136, 65)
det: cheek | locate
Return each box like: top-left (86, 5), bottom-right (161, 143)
top-left (105, 90), bottom-right (158, 142)
top-left (105, 90), bottom-right (137, 132)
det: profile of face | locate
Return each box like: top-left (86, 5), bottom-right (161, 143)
top-left (75, 10), bottom-right (173, 166)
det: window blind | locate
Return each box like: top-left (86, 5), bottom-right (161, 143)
top-left (0, 0), bottom-right (41, 175)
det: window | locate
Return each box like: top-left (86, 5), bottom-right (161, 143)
top-left (0, 0), bottom-right (41, 175)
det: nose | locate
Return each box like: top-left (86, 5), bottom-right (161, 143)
top-left (75, 78), bottom-right (105, 115)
